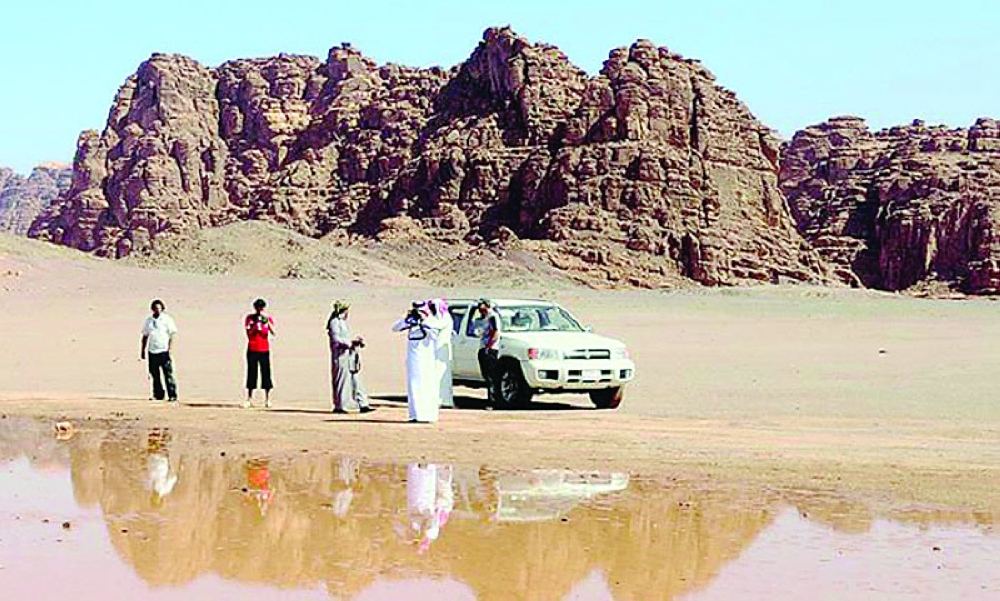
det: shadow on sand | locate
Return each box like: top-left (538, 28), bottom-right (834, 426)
top-left (370, 394), bottom-right (590, 412)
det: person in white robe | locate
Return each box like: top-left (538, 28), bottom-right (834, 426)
top-left (428, 299), bottom-right (455, 409)
top-left (392, 301), bottom-right (447, 423)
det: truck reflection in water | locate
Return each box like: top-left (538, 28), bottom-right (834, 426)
top-left (489, 469), bottom-right (629, 523)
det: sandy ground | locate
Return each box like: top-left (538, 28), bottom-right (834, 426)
top-left (2, 234), bottom-right (1000, 513)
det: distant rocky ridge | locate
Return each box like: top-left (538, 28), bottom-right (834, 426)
top-left (28, 26), bottom-right (1000, 294)
top-left (0, 163), bottom-right (71, 235)
top-left (30, 27), bottom-right (830, 288)
top-left (781, 117), bottom-right (1000, 294)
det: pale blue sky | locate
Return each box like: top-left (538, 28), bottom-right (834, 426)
top-left (1, 0), bottom-right (996, 172)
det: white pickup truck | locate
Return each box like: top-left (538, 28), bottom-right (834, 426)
top-left (447, 299), bottom-right (635, 409)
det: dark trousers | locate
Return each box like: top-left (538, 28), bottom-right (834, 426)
top-left (246, 350), bottom-right (273, 391)
top-left (478, 348), bottom-right (499, 403)
top-left (148, 352), bottom-right (177, 400)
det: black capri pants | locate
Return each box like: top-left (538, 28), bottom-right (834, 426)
top-left (246, 351), bottom-right (273, 391)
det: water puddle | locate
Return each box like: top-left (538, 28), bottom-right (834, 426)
top-left (1, 417), bottom-right (998, 600)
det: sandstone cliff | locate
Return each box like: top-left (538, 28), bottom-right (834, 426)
top-left (781, 117), bottom-right (1000, 293)
top-left (32, 28), bottom-right (829, 288)
top-left (0, 163), bottom-right (72, 235)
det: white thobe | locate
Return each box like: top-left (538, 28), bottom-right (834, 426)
top-left (435, 321), bottom-right (455, 408)
top-left (393, 316), bottom-right (446, 422)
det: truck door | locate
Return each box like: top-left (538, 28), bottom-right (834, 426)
top-left (451, 306), bottom-right (482, 381)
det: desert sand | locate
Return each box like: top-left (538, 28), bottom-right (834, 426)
top-left (2, 233), bottom-right (999, 513)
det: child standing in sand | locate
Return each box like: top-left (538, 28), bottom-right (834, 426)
top-left (244, 298), bottom-right (276, 409)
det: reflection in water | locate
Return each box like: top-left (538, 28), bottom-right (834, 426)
top-left (330, 457), bottom-right (359, 519)
top-left (403, 464), bottom-right (454, 553)
top-left (145, 428), bottom-right (177, 502)
top-left (244, 459), bottom-right (274, 517)
top-left (0, 417), bottom-right (997, 601)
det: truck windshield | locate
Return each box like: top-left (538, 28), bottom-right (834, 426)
top-left (498, 305), bottom-right (585, 333)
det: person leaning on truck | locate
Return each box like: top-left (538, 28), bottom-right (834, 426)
top-left (473, 298), bottom-right (502, 405)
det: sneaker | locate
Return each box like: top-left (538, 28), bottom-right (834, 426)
top-left (167, 398), bottom-right (178, 404)
top-left (332, 408), bottom-right (348, 415)
top-left (264, 399), bottom-right (272, 410)
top-left (242, 400), bottom-right (252, 409)
top-left (359, 406), bottom-right (376, 414)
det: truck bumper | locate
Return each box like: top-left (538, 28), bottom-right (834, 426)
top-left (521, 359), bottom-right (636, 391)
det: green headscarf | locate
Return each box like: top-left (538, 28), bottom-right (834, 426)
top-left (331, 300), bottom-right (350, 317)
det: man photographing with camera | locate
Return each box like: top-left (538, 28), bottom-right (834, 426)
top-left (392, 300), bottom-right (450, 423)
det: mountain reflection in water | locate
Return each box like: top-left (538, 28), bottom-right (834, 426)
top-left (0, 417), bottom-right (997, 601)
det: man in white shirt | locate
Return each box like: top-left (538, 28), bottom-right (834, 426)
top-left (141, 299), bottom-right (178, 403)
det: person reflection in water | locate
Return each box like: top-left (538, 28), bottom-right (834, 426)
top-left (404, 463), bottom-right (454, 553)
top-left (244, 459), bottom-right (274, 517)
top-left (330, 457), bottom-right (359, 519)
top-left (145, 428), bottom-right (178, 504)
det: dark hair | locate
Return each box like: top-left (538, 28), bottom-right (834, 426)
top-left (253, 298), bottom-right (267, 310)
top-left (150, 299), bottom-right (165, 311)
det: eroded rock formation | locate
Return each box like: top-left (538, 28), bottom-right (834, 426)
top-left (781, 117), bottom-right (1000, 293)
top-left (0, 163), bottom-right (72, 235)
top-left (32, 27), bottom-right (830, 288)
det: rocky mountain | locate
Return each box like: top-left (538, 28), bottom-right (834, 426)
top-left (781, 117), bottom-right (1000, 294)
top-left (0, 163), bottom-right (72, 235)
top-left (31, 27), bottom-right (830, 288)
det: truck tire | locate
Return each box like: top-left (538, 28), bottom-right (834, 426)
top-left (590, 387), bottom-right (623, 410)
top-left (497, 361), bottom-right (533, 409)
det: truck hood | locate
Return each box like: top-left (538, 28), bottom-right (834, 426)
top-left (501, 331), bottom-right (626, 351)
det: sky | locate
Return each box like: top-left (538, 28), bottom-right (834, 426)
top-left (0, 0), bottom-right (997, 172)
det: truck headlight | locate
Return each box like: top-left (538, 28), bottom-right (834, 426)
top-left (528, 348), bottom-right (561, 360)
top-left (612, 348), bottom-right (631, 360)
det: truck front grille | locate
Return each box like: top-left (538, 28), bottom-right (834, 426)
top-left (564, 349), bottom-right (611, 360)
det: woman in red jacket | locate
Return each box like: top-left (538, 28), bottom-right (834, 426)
top-left (244, 298), bottom-right (276, 409)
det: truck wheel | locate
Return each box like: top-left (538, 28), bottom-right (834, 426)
top-left (497, 361), bottom-right (533, 409)
top-left (590, 387), bottom-right (623, 410)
